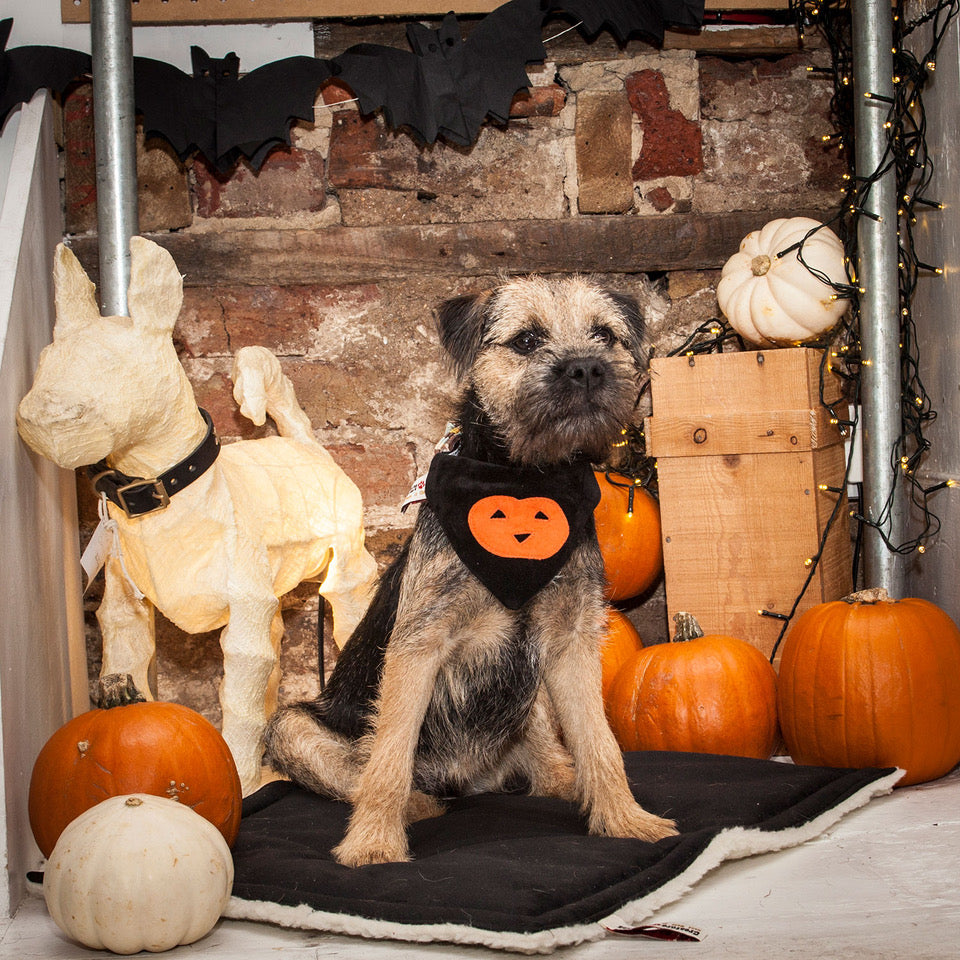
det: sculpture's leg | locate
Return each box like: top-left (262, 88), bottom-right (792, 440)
top-left (97, 554), bottom-right (156, 700)
top-left (318, 536), bottom-right (378, 648)
top-left (218, 545), bottom-right (282, 795)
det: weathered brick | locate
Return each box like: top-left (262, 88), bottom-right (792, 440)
top-left (137, 137), bottom-right (192, 232)
top-left (575, 90), bottom-right (634, 214)
top-left (644, 185), bottom-right (676, 212)
top-left (177, 284), bottom-right (381, 358)
top-left (695, 53), bottom-right (844, 212)
top-left (329, 111), bottom-right (565, 225)
top-left (509, 84), bottom-right (566, 118)
top-left (62, 83), bottom-right (192, 235)
top-left (322, 439), bottom-right (418, 512)
top-left (193, 146), bottom-right (327, 219)
top-left (628, 70), bottom-right (703, 180)
top-left (62, 85), bottom-right (97, 234)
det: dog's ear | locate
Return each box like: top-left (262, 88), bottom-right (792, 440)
top-left (604, 290), bottom-right (645, 358)
top-left (436, 291), bottom-right (492, 378)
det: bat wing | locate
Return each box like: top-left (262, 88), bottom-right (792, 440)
top-left (133, 53), bottom-right (216, 163)
top-left (458, 0), bottom-right (547, 137)
top-left (546, 0), bottom-right (706, 45)
top-left (334, 4), bottom-right (547, 147)
top-left (333, 43), bottom-right (441, 144)
top-left (1, 19), bottom-right (91, 124)
top-left (220, 55), bottom-right (336, 170)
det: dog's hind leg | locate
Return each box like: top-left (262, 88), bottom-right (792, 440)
top-left (263, 703), bottom-right (361, 800)
top-left (499, 686), bottom-right (579, 804)
top-left (97, 554), bottom-right (157, 700)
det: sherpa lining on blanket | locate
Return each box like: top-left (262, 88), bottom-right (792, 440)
top-left (225, 751), bottom-right (900, 954)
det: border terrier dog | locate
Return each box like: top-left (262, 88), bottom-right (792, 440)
top-left (264, 276), bottom-right (678, 867)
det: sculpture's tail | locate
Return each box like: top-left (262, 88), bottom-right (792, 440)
top-left (231, 345), bottom-right (316, 446)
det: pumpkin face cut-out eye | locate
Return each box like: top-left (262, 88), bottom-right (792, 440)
top-left (468, 495), bottom-right (570, 560)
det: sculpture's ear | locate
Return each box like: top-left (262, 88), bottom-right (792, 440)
top-left (52, 243), bottom-right (101, 340)
top-left (126, 235), bottom-right (183, 335)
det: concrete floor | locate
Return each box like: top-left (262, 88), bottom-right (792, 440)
top-left (2, 763), bottom-right (958, 959)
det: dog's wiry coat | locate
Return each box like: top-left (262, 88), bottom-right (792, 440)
top-left (264, 276), bottom-right (678, 866)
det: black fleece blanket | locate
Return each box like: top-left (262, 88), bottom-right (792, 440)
top-left (225, 751), bottom-right (900, 953)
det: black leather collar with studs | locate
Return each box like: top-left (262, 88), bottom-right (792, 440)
top-left (88, 408), bottom-right (220, 517)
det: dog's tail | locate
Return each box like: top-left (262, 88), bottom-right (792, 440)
top-left (231, 345), bottom-right (316, 446)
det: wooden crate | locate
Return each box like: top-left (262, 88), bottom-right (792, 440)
top-left (645, 348), bottom-right (852, 662)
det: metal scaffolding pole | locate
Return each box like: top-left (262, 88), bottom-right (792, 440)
top-left (852, 0), bottom-right (906, 595)
top-left (90, 0), bottom-right (138, 316)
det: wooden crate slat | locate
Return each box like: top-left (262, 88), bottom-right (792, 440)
top-left (645, 407), bottom-right (842, 458)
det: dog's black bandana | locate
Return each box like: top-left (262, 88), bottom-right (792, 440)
top-left (425, 453), bottom-right (601, 609)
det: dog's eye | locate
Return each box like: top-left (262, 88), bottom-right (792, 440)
top-left (591, 326), bottom-right (616, 347)
top-left (508, 330), bottom-right (544, 354)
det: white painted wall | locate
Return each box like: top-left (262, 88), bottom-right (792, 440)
top-left (0, 91), bottom-right (87, 919)
top-left (5, 0), bottom-right (313, 71)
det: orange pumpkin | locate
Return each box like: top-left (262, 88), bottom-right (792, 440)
top-left (593, 472), bottom-right (663, 601)
top-left (468, 495), bottom-right (569, 560)
top-left (29, 675), bottom-right (242, 857)
top-left (778, 588), bottom-right (960, 786)
top-left (600, 609), bottom-right (644, 705)
top-left (607, 612), bottom-right (779, 759)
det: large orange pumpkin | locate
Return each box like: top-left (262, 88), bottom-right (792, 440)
top-left (29, 675), bottom-right (242, 857)
top-left (593, 472), bottom-right (663, 601)
top-left (600, 608), bottom-right (644, 706)
top-left (778, 588), bottom-right (960, 786)
top-left (607, 612), bottom-right (779, 758)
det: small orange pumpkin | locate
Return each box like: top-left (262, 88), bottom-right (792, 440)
top-left (600, 608), bottom-right (644, 706)
top-left (29, 675), bottom-right (242, 857)
top-left (468, 495), bottom-right (569, 560)
top-left (607, 612), bottom-right (779, 759)
top-left (593, 472), bottom-right (663, 601)
top-left (778, 588), bottom-right (960, 785)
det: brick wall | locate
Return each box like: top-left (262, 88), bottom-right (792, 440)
top-left (63, 21), bottom-right (841, 721)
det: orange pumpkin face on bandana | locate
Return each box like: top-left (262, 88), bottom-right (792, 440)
top-left (425, 454), bottom-right (601, 609)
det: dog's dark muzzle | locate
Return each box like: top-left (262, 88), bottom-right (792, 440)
top-left (558, 356), bottom-right (607, 394)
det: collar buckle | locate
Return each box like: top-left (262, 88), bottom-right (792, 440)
top-left (115, 478), bottom-right (170, 517)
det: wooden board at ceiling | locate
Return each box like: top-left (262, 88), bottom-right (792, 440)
top-left (61, 0), bottom-right (791, 26)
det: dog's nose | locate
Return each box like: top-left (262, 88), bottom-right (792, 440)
top-left (561, 358), bottom-right (605, 391)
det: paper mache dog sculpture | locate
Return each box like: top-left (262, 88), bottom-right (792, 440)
top-left (17, 237), bottom-right (378, 793)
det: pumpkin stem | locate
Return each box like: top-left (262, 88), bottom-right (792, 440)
top-left (842, 587), bottom-right (895, 604)
top-left (95, 673), bottom-right (147, 709)
top-left (672, 611), bottom-right (705, 642)
top-left (750, 253), bottom-right (772, 277)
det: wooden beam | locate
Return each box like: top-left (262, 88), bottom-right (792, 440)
top-left (311, 21), bottom-right (805, 60)
top-left (62, 0), bottom-right (791, 26)
top-left (67, 210), bottom-right (834, 286)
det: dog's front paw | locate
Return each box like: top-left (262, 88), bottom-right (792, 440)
top-left (589, 802), bottom-right (678, 843)
top-left (332, 822), bottom-right (411, 867)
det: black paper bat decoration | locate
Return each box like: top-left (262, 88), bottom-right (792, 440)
top-left (545, 0), bottom-right (707, 45)
top-left (132, 46), bottom-right (336, 172)
top-left (332, 1), bottom-right (547, 146)
top-left (0, 19), bottom-right (91, 127)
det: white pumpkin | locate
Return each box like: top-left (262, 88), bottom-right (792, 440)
top-left (716, 217), bottom-right (849, 346)
top-left (43, 794), bottom-right (234, 954)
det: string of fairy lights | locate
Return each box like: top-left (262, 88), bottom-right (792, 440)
top-left (625, 0), bottom-right (960, 658)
